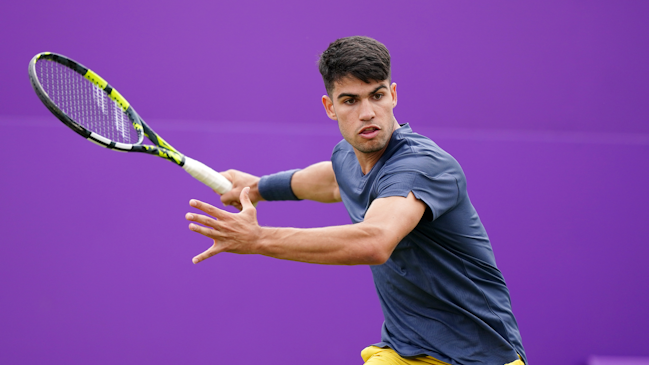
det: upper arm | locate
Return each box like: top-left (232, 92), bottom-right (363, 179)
top-left (291, 161), bottom-right (341, 203)
top-left (361, 192), bottom-right (427, 263)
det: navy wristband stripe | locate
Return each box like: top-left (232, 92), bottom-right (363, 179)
top-left (258, 169), bottom-right (302, 201)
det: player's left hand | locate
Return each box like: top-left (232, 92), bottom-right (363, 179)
top-left (186, 187), bottom-right (262, 264)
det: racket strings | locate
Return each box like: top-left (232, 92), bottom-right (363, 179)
top-left (36, 60), bottom-right (139, 144)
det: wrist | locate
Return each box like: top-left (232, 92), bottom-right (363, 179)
top-left (248, 179), bottom-right (265, 202)
top-left (258, 169), bottom-right (302, 201)
top-left (255, 227), bottom-right (276, 256)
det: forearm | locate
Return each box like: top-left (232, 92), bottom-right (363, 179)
top-left (290, 161), bottom-right (341, 203)
top-left (252, 193), bottom-right (426, 265)
top-left (257, 223), bottom-right (387, 265)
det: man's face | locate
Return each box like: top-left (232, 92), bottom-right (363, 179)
top-left (322, 77), bottom-right (398, 155)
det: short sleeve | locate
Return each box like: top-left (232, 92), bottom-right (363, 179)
top-left (375, 171), bottom-right (460, 221)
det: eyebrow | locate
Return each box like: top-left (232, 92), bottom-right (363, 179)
top-left (336, 85), bottom-right (388, 100)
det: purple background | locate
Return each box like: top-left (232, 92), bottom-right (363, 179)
top-left (1, 1), bottom-right (648, 364)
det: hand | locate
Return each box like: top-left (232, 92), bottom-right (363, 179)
top-left (218, 169), bottom-right (264, 211)
top-left (186, 187), bottom-right (263, 264)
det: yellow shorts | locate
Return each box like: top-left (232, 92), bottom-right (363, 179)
top-left (360, 346), bottom-right (524, 365)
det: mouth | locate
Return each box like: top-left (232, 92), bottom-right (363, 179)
top-left (359, 125), bottom-right (381, 138)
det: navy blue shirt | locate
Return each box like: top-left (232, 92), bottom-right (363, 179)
top-left (331, 124), bottom-right (527, 365)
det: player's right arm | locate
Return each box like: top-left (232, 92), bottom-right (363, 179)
top-left (219, 161), bottom-right (340, 209)
top-left (291, 161), bottom-right (341, 203)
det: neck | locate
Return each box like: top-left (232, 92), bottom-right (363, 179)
top-left (354, 148), bottom-right (386, 175)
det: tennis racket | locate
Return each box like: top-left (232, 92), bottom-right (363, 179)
top-left (28, 52), bottom-right (232, 194)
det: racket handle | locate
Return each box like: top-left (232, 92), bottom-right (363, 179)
top-left (182, 156), bottom-right (233, 194)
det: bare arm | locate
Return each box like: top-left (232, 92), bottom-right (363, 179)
top-left (186, 188), bottom-right (426, 265)
top-left (291, 161), bottom-right (340, 203)
top-left (218, 161), bottom-right (340, 209)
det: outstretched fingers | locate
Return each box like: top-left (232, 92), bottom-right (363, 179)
top-left (186, 215), bottom-right (225, 264)
top-left (192, 245), bottom-right (221, 264)
top-left (186, 189), bottom-right (259, 264)
top-left (185, 212), bottom-right (218, 229)
top-left (187, 220), bottom-right (217, 239)
top-left (189, 199), bottom-right (228, 219)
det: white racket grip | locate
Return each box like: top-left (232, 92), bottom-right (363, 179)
top-left (182, 156), bottom-right (233, 194)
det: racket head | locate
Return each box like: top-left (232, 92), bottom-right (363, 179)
top-left (28, 52), bottom-right (231, 192)
top-left (28, 52), bottom-right (144, 150)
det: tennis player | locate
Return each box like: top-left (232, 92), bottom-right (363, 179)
top-left (185, 36), bottom-right (527, 365)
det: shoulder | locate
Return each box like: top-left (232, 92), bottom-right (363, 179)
top-left (384, 125), bottom-right (463, 180)
top-left (331, 139), bottom-right (355, 165)
top-left (376, 126), bottom-right (468, 220)
top-left (331, 139), bottom-right (358, 179)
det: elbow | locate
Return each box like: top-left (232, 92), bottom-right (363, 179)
top-left (353, 223), bottom-right (398, 265)
top-left (363, 236), bottom-right (396, 265)
top-left (367, 249), bottom-right (391, 265)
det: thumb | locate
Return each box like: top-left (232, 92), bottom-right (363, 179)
top-left (192, 245), bottom-right (221, 264)
top-left (240, 187), bottom-right (255, 211)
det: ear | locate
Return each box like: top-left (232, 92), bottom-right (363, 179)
top-left (321, 95), bottom-right (338, 121)
top-left (391, 82), bottom-right (398, 108)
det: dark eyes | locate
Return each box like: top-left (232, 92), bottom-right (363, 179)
top-left (343, 94), bottom-right (383, 105)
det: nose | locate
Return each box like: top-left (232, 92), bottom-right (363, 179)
top-left (358, 99), bottom-right (375, 121)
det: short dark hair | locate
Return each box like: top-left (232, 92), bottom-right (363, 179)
top-left (318, 36), bottom-right (391, 96)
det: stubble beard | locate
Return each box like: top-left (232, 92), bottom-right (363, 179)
top-left (352, 130), bottom-right (392, 154)
top-left (355, 140), bottom-right (388, 153)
